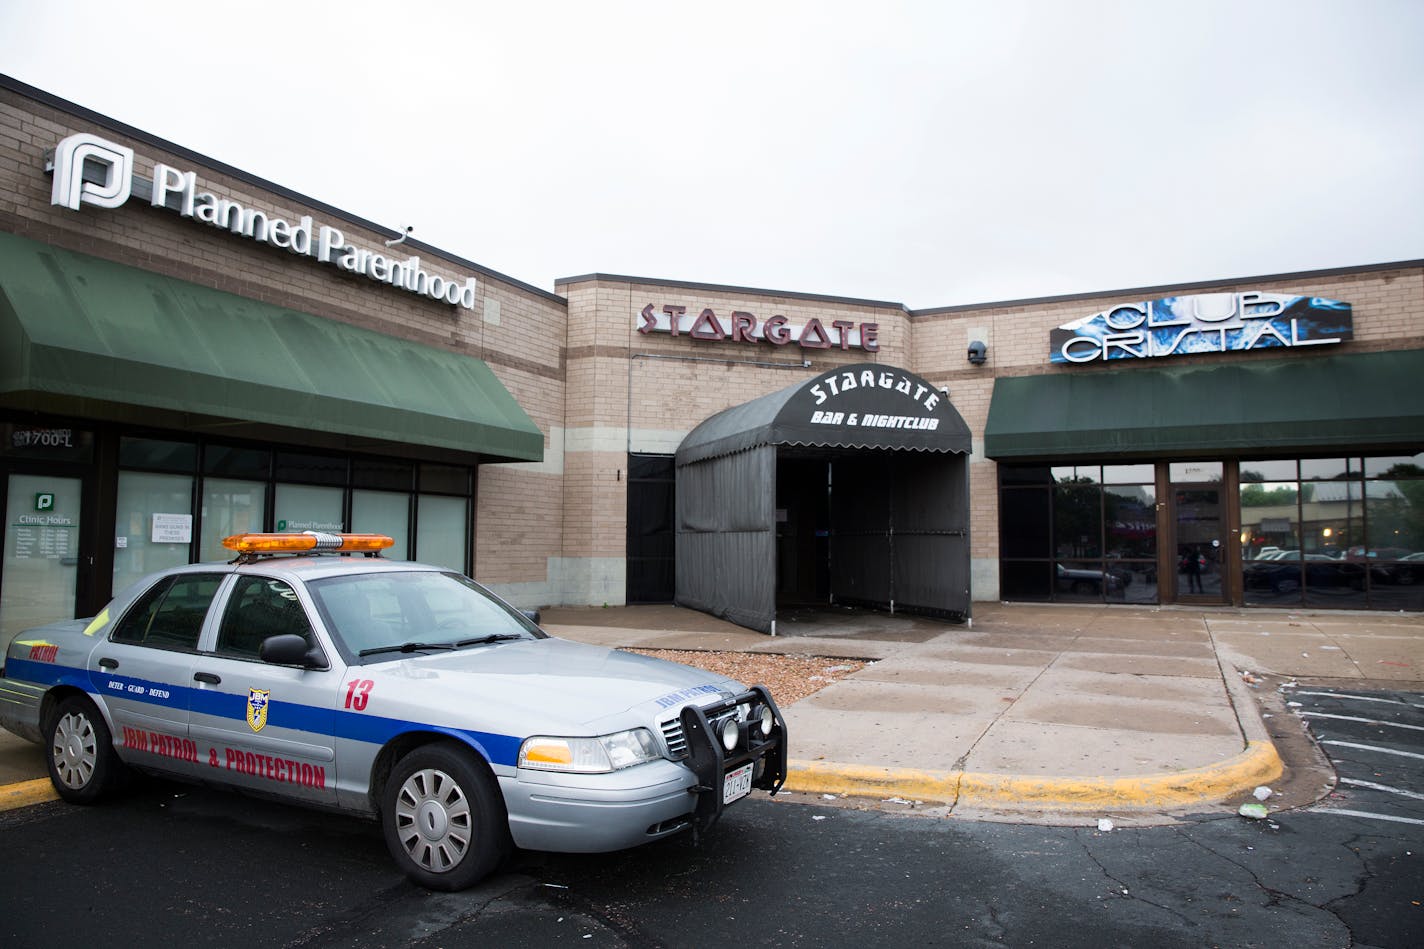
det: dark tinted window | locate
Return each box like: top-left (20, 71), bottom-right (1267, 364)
top-left (353, 459), bottom-right (415, 491)
top-left (275, 451), bottom-right (348, 486)
top-left (205, 445), bottom-right (271, 479)
top-left (120, 438), bottom-right (197, 472)
top-left (419, 464), bottom-right (470, 495)
top-left (111, 573), bottom-right (224, 650)
top-left (217, 576), bottom-right (317, 660)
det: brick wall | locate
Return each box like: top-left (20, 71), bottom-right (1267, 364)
top-left (1, 85), bottom-right (567, 597)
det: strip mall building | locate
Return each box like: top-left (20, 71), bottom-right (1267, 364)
top-left (2, 74), bottom-right (1421, 656)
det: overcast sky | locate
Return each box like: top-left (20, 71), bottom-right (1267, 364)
top-left (2, 1), bottom-right (1420, 308)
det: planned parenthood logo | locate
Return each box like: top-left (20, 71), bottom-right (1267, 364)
top-left (45, 131), bottom-right (480, 310)
top-left (50, 132), bottom-right (134, 210)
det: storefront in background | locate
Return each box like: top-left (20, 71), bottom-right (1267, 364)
top-left (2, 73), bottom-right (1421, 649)
top-left (984, 296), bottom-right (1424, 611)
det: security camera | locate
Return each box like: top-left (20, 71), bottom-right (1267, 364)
top-left (967, 340), bottom-right (987, 365)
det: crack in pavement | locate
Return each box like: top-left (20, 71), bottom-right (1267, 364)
top-left (1174, 824), bottom-right (1361, 946)
top-left (1073, 827), bottom-right (1197, 930)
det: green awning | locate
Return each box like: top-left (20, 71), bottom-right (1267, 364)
top-left (985, 350), bottom-right (1424, 459)
top-left (0, 232), bottom-right (543, 463)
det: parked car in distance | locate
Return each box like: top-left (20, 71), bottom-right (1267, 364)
top-left (1055, 563), bottom-right (1124, 595)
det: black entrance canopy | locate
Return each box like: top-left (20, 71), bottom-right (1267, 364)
top-left (675, 364), bottom-right (972, 634)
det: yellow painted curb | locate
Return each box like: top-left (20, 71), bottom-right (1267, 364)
top-left (0, 777), bottom-right (57, 812)
top-left (786, 740), bottom-right (1283, 812)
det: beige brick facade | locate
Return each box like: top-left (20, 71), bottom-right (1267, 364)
top-left (3, 78), bottom-right (1420, 615)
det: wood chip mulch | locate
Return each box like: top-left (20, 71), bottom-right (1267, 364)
top-left (622, 649), bottom-right (867, 705)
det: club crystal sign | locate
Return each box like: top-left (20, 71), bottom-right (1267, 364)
top-left (1049, 292), bottom-right (1353, 364)
top-left (47, 133), bottom-right (478, 310)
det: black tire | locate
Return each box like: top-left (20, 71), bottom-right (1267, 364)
top-left (45, 695), bottom-right (127, 804)
top-left (381, 743), bottom-right (510, 891)
top-left (1070, 580), bottom-right (1095, 595)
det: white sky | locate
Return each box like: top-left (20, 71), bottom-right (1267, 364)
top-left (2, 0), bottom-right (1420, 308)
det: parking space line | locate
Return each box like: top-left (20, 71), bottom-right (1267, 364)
top-left (1294, 691), bottom-right (1411, 707)
top-left (1320, 740), bottom-right (1424, 761)
top-left (1301, 712), bottom-right (1424, 731)
top-left (1339, 778), bottom-right (1424, 802)
top-left (1314, 809), bottom-right (1424, 827)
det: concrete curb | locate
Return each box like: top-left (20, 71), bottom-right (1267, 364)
top-left (0, 778), bottom-right (57, 812)
top-left (785, 741), bottom-right (1284, 812)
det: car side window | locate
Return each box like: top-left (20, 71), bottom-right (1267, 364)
top-left (216, 576), bottom-right (316, 661)
top-left (111, 573), bottom-right (225, 651)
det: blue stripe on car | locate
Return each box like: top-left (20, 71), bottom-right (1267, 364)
top-left (7, 660), bottom-right (522, 766)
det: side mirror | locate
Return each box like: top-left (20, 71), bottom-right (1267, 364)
top-left (259, 634), bottom-right (323, 668)
top-left (521, 609), bottom-right (542, 627)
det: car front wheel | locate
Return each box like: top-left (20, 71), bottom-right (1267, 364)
top-left (45, 696), bottom-right (127, 804)
top-left (381, 743), bottom-right (510, 891)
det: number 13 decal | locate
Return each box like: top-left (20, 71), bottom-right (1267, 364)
top-left (344, 679), bottom-right (374, 711)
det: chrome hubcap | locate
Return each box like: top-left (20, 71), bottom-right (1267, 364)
top-left (394, 767), bottom-right (472, 873)
top-left (51, 711), bottom-right (97, 790)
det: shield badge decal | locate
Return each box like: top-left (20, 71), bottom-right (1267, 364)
top-left (246, 688), bottom-right (270, 732)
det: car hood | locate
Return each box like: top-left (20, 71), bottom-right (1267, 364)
top-left (369, 636), bottom-right (742, 732)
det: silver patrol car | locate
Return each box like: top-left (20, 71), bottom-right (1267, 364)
top-left (0, 532), bottom-right (787, 890)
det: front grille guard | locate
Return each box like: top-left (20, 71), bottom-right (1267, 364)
top-left (678, 685), bottom-right (787, 838)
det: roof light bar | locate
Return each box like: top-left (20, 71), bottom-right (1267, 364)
top-left (222, 532), bottom-right (395, 554)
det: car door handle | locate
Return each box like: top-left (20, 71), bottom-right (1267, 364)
top-left (98, 657), bottom-right (118, 670)
top-left (194, 672), bottom-right (221, 685)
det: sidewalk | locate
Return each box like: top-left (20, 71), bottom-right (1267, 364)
top-left (541, 602), bottom-right (1424, 819)
top-left (2, 603), bottom-right (1420, 820)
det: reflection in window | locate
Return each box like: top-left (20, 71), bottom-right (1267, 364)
top-left (113, 471), bottom-right (193, 596)
top-left (1054, 484), bottom-right (1102, 559)
top-left (352, 490), bottom-right (411, 561)
top-left (418, 495), bottom-right (468, 573)
top-left (201, 478), bottom-right (266, 562)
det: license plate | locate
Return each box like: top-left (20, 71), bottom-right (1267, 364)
top-left (723, 763), bottom-right (753, 805)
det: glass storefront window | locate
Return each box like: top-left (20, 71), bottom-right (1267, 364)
top-left (1240, 481), bottom-right (1300, 561)
top-left (200, 478), bottom-right (267, 562)
top-left (1240, 460), bottom-right (1297, 482)
top-left (274, 484), bottom-right (345, 533)
top-left (352, 490), bottom-right (410, 561)
top-left (2, 474), bottom-right (81, 659)
top-left (417, 494), bottom-right (468, 573)
top-left (205, 445), bottom-right (270, 479)
top-left (1364, 482), bottom-right (1424, 555)
top-left (275, 451), bottom-right (347, 486)
top-left (113, 471), bottom-right (193, 596)
top-left (1102, 464), bottom-right (1153, 484)
top-left (354, 460), bottom-right (414, 492)
top-left (1000, 488), bottom-right (1051, 558)
top-left (1169, 461), bottom-right (1222, 483)
top-left (1054, 483), bottom-right (1102, 559)
top-left (420, 464), bottom-right (470, 495)
top-left (1301, 480), bottom-right (1362, 557)
top-left (1301, 457), bottom-right (1356, 481)
top-left (119, 437), bottom-right (197, 472)
top-left (1052, 465), bottom-right (1099, 484)
top-left (1105, 485), bottom-right (1156, 559)
top-left (1365, 453), bottom-right (1424, 479)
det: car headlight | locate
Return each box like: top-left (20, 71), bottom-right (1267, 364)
top-left (518, 728), bottom-right (661, 773)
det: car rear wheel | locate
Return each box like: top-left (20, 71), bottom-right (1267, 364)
top-left (382, 743), bottom-right (510, 891)
top-left (45, 696), bottom-right (127, 804)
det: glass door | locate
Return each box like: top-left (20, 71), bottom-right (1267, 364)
top-left (1170, 461), bottom-right (1227, 603)
top-left (1, 474), bottom-right (83, 665)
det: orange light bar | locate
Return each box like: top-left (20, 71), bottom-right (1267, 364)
top-left (222, 532), bottom-right (395, 554)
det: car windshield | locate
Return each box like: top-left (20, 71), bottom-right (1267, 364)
top-left (306, 570), bottom-right (542, 660)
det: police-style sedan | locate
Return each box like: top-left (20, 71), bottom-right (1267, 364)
top-left (0, 533), bottom-right (787, 890)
